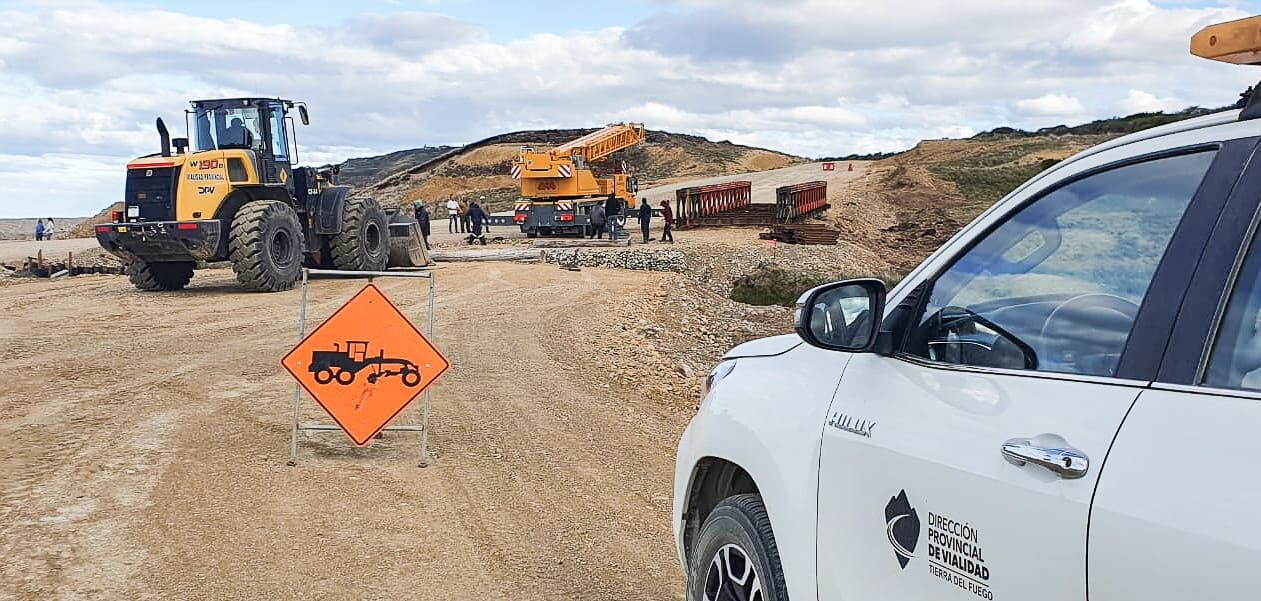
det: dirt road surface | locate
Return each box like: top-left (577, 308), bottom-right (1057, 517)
top-left (637, 160), bottom-right (868, 205)
top-left (0, 264), bottom-right (689, 600)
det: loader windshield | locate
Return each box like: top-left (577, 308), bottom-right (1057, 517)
top-left (194, 106), bottom-right (265, 153)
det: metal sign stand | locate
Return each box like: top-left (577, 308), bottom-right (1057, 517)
top-left (287, 268), bottom-right (437, 467)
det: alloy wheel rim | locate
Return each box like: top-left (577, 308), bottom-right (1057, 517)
top-left (703, 544), bottom-right (762, 601)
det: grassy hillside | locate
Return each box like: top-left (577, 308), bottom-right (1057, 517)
top-left (335, 146), bottom-right (455, 189)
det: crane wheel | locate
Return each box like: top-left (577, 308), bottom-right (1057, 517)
top-left (331, 197), bottom-right (389, 272)
top-left (229, 200), bottom-right (303, 292)
top-left (128, 260), bottom-right (194, 291)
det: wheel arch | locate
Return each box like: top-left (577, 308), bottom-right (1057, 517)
top-left (681, 456), bottom-right (763, 563)
top-left (213, 186), bottom-right (292, 222)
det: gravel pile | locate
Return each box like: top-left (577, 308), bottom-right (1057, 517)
top-left (542, 248), bottom-right (685, 272)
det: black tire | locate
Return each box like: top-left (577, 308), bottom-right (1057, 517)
top-left (314, 368), bottom-right (334, 385)
top-left (335, 369), bottom-right (355, 385)
top-left (331, 197), bottom-right (389, 271)
top-left (128, 260), bottom-right (194, 291)
top-left (229, 200), bottom-right (303, 292)
top-left (687, 494), bottom-right (788, 601)
top-left (401, 370), bottom-right (420, 387)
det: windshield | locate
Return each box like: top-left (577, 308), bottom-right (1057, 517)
top-left (194, 105), bottom-right (265, 153)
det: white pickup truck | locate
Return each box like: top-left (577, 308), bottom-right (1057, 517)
top-left (673, 17), bottom-right (1261, 601)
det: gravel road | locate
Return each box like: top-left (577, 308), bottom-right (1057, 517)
top-left (0, 265), bottom-right (687, 600)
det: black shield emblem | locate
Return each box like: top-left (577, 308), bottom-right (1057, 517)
top-left (884, 490), bottom-right (920, 569)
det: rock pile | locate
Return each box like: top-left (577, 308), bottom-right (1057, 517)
top-left (542, 248), bottom-right (685, 272)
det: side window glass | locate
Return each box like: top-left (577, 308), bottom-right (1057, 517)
top-left (906, 151), bottom-right (1215, 377)
top-left (270, 106), bottom-right (290, 161)
top-left (1204, 225), bottom-right (1261, 390)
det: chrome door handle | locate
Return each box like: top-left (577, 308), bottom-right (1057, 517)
top-left (1001, 437), bottom-right (1089, 479)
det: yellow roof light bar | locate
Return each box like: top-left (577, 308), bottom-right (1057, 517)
top-left (1192, 16), bottom-right (1261, 65)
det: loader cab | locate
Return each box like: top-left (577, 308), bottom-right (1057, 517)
top-left (190, 97), bottom-right (305, 187)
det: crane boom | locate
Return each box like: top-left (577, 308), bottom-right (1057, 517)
top-left (551, 123), bottom-right (646, 163)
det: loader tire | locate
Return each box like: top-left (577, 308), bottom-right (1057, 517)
top-left (128, 260), bottom-right (194, 291)
top-left (229, 200), bottom-right (303, 292)
top-left (331, 197), bottom-right (389, 272)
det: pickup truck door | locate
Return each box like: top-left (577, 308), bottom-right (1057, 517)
top-left (1088, 144), bottom-right (1261, 600)
top-left (816, 139), bottom-right (1250, 601)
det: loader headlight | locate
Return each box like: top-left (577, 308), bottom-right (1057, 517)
top-left (702, 359), bottom-right (737, 399)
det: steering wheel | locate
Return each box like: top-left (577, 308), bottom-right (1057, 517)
top-left (1037, 293), bottom-right (1140, 375)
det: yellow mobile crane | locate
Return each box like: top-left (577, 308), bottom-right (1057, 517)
top-left (511, 123), bottom-right (646, 237)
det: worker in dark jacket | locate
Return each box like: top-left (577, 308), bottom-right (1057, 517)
top-left (638, 198), bottom-right (652, 243)
top-left (589, 203), bottom-right (607, 239)
top-left (413, 202), bottom-right (432, 248)
top-left (605, 196), bottom-right (622, 239)
top-left (467, 202), bottom-right (488, 245)
top-left (659, 200), bottom-right (674, 243)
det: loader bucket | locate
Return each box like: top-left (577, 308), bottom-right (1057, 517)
top-left (386, 218), bottom-right (432, 267)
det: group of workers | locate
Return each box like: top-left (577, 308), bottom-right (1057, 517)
top-left (588, 198), bottom-right (674, 243)
top-left (411, 196), bottom-right (491, 247)
top-left (408, 195), bottom-right (677, 246)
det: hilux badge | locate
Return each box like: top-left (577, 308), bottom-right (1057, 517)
top-left (827, 412), bottom-right (875, 438)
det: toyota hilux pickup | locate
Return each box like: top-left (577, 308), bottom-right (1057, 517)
top-left (673, 16), bottom-right (1261, 601)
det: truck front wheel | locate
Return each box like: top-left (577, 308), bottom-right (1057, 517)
top-left (229, 200), bottom-right (303, 292)
top-left (331, 197), bottom-right (389, 271)
top-left (128, 260), bottom-right (194, 291)
top-left (688, 494), bottom-right (788, 601)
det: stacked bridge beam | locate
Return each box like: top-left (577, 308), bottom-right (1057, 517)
top-left (775, 181), bottom-right (829, 223)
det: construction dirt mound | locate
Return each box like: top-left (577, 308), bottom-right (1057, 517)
top-left (68, 202), bottom-right (123, 238)
top-left (825, 133), bottom-right (1111, 270)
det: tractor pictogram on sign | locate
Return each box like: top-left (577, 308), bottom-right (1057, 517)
top-left (310, 341), bottom-right (422, 387)
top-left (282, 283), bottom-right (449, 446)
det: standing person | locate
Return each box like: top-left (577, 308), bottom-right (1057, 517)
top-left (414, 202), bottom-right (432, 248)
top-left (638, 198), bottom-right (652, 243)
top-left (479, 196), bottom-right (491, 233)
top-left (446, 198), bottom-right (459, 233)
top-left (467, 202), bottom-right (487, 244)
top-left (458, 199), bottom-right (470, 234)
top-left (589, 202), bottom-right (607, 239)
top-left (605, 196), bottom-right (621, 240)
top-left (34, 219), bottom-right (44, 241)
top-left (660, 200), bottom-right (675, 243)
top-left (44, 218), bottom-right (56, 240)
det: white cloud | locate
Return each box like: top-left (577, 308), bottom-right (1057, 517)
top-left (0, 0), bottom-right (1257, 216)
top-left (1015, 93), bottom-right (1088, 117)
top-left (1119, 89), bottom-right (1184, 113)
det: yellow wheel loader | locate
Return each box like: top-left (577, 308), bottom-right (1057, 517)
top-left (96, 97), bottom-right (429, 292)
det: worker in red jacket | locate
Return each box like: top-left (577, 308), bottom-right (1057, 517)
top-left (659, 200), bottom-right (674, 243)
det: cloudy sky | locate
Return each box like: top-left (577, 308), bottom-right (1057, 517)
top-left (3, 0), bottom-right (1261, 217)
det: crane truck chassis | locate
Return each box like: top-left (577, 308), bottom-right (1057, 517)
top-left (96, 97), bottom-right (429, 293)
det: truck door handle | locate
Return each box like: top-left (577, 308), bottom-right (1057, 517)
top-left (1001, 437), bottom-right (1089, 479)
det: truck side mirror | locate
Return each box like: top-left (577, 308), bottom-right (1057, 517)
top-left (298, 105), bottom-right (309, 126)
top-left (794, 279), bottom-right (886, 352)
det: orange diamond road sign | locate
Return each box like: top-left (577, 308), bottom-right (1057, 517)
top-left (282, 283), bottom-right (449, 446)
